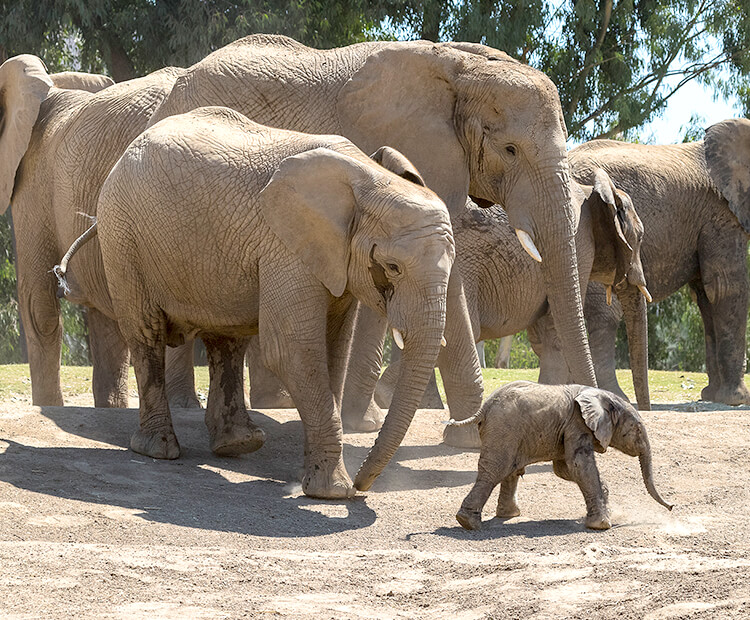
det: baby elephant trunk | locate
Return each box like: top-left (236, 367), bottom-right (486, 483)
top-left (638, 438), bottom-right (673, 511)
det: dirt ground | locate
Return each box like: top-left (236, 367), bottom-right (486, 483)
top-left (0, 391), bottom-right (748, 619)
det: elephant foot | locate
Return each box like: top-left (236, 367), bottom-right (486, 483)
top-left (131, 428), bottom-right (180, 459)
top-left (168, 391), bottom-right (202, 410)
top-left (210, 423), bottom-right (266, 457)
top-left (705, 383), bottom-right (750, 406)
top-left (456, 506), bottom-right (482, 531)
top-left (700, 383), bottom-right (718, 402)
top-left (443, 423), bottom-right (481, 449)
top-left (302, 455), bottom-right (355, 499)
top-left (342, 400), bottom-right (385, 433)
top-left (584, 513), bottom-right (612, 530)
top-left (496, 502), bottom-right (521, 519)
top-left (250, 389), bottom-right (295, 409)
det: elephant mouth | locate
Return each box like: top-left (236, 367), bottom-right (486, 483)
top-left (469, 195), bottom-right (495, 209)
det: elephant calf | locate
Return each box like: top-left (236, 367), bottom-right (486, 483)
top-left (450, 381), bottom-right (672, 531)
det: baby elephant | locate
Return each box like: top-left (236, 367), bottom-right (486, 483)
top-left (450, 381), bottom-right (673, 530)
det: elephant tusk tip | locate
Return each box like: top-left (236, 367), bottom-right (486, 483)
top-left (606, 285), bottom-right (612, 306)
top-left (638, 284), bottom-right (653, 303)
top-left (441, 336), bottom-right (447, 347)
top-left (514, 228), bottom-right (542, 262)
top-left (392, 327), bottom-right (404, 350)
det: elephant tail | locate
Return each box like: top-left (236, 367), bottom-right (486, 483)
top-left (444, 409), bottom-right (485, 427)
top-left (52, 216), bottom-right (98, 297)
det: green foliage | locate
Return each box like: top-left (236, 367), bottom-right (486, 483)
top-left (484, 331), bottom-right (539, 369)
top-left (0, 213), bottom-right (21, 364)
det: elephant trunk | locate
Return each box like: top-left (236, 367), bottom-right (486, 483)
top-left (535, 169), bottom-right (597, 387)
top-left (620, 285), bottom-right (651, 410)
top-left (638, 435), bottom-right (673, 511)
top-left (354, 306), bottom-right (445, 491)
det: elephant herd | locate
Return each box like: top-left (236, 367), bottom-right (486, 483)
top-left (1, 35), bottom-right (749, 513)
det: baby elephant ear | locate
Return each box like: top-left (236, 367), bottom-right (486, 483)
top-left (574, 388), bottom-right (616, 450)
top-left (370, 146), bottom-right (426, 187)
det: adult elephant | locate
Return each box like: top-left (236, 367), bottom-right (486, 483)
top-left (147, 35), bottom-right (597, 463)
top-left (0, 55), bottom-right (185, 407)
top-left (570, 118), bottom-right (750, 406)
top-left (373, 169), bottom-right (652, 423)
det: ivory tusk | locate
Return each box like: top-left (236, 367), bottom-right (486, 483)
top-left (441, 336), bottom-right (447, 347)
top-left (515, 229), bottom-right (542, 262)
top-left (606, 286), bottom-right (612, 306)
top-left (638, 284), bottom-right (653, 303)
top-left (392, 328), bottom-right (404, 350)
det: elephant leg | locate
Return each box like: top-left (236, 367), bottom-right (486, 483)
top-left (531, 309), bottom-right (570, 385)
top-left (340, 303), bottom-right (387, 432)
top-left (584, 282), bottom-right (628, 400)
top-left (164, 340), bottom-right (201, 409)
top-left (441, 269), bottom-right (484, 448)
top-left (88, 308), bottom-right (130, 408)
top-left (127, 332), bottom-right (180, 460)
top-left (565, 440), bottom-right (610, 530)
top-left (374, 347), bottom-right (443, 409)
top-left (697, 236), bottom-right (750, 405)
top-left (245, 336), bottom-right (294, 408)
top-left (552, 458), bottom-right (573, 481)
top-left (15, 240), bottom-right (64, 406)
top-left (690, 281), bottom-right (720, 401)
top-left (259, 281), bottom-right (353, 499)
top-left (496, 469), bottom-right (523, 518)
top-left (203, 335), bottom-right (265, 456)
top-left (327, 298), bottom-right (359, 409)
top-left (494, 335), bottom-right (513, 368)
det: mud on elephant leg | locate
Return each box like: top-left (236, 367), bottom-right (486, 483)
top-left (245, 336), bottom-right (294, 409)
top-left (203, 335), bottom-right (265, 456)
top-left (128, 336), bottom-right (180, 460)
top-left (88, 308), bottom-right (130, 408)
top-left (164, 340), bottom-right (202, 409)
top-left (340, 304), bottom-right (387, 432)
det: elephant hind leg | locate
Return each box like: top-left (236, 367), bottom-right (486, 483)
top-left (246, 336), bottom-right (294, 409)
top-left (165, 340), bottom-right (202, 409)
top-left (88, 308), bottom-right (130, 408)
top-left (496, 469), bottom-right (523, 518)
top-left (203, 335), bottom-right (265, 456)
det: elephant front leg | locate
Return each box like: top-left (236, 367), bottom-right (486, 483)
top-left (246, 335), bottom-right (294, 408)
top-left (565, 443), bottom-right (610, 530)
top-left (259, 279), bottom-right (354, 499)
top-left (340, 304), bottom-right (387, 432)
top-left (203, 335), bottom-right (265, 456)
top-left (88, 308), bottom-right (130, 408)
top-left (441, 269), bottom-right (483, 448)
top-left (127, 335), bottom-right (180, 460)
top-left (164, 340), bottom-right (202, 409)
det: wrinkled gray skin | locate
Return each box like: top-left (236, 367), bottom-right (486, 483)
top-left (0, 55), bottom-right (186, 408)
top-left (571, 118), bottom-right (750, 406)
top-left (355, 169), bottom-right (651, 447)
top-left (451, 381), bottom-right (672, 531)
top-left (66, 108), bottom-right (455, 498)
top-left (49, 71), bottom-right (115, 92)
top-left (146, 35), bottom-right (598, 453)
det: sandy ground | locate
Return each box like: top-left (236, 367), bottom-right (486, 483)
top-left (0, 392), bottom-right (748, 619)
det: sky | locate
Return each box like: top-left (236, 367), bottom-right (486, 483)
top-left (638, 77), bottom-right (743, 145)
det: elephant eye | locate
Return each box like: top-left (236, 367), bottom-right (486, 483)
top-left (505, 144), bottom-right (517, 157)
top-left (386, 262), bottom-right (401, 275)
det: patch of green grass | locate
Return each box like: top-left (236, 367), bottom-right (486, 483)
top-left (0, 364), bottom-right (723, 405)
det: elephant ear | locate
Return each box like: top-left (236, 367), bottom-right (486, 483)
top-left (338, 43), bottom-right (470, 214)
top-left (704, 118), bottom-right (750, 234)
top-left (588, 168), bottom-right (640, 287)
top-left (259, 147), bottom-right (368, 297)
top-left (50, 71), bottom-right (114, 93)
top-left (370, 146), bottom-right (426, 186)
top-left (575, 387), bottom-right (617, 450)
top-left (0, 55), bottom-right (53, 214)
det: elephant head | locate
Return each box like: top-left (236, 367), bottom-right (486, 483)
top-left (585, 168), bottom-right (651, 410)
top-left (258, 145), bottom-right (454, 489)
top-left (575, 387), bottom-right (672, 510)
top-left (338, 41), bottom-right (596, 387)
top-left (0, 55), bottom-right (54, 214)
top-left (704, 118), bottom-right (750, 234)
